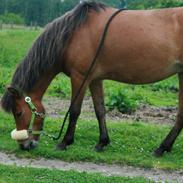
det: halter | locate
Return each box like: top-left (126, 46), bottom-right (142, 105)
top-left (24, 95), bottom-right (58, 139)
top-left (24, 96), bottom-right (45, 135)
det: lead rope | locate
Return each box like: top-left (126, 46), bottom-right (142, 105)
top-left (47, 8), bottom-right (126, 141)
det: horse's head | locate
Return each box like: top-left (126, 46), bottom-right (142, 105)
top-left (6, 86), bottom-right (45, 150)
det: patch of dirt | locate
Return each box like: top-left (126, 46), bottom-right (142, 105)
top-left (43, 97), bottom-right (177, 125)
top-left (0, 151), bottom-right (183, 182)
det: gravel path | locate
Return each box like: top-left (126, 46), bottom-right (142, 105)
top-left (0, 151), bottom-right (182, 182)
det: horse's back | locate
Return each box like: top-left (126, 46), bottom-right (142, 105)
top-left (64, 7), bottom-right (183, 84)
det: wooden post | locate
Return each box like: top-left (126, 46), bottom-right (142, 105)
top-left (10, 22), bottom-right (14, 29)
top-left (30, 21), bottom-right (33, 30)
top-left (34, 22), bottom-right (38, 30)
top-left (0, 20), bottom-right (2, 30)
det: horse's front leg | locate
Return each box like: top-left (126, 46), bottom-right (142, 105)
top-left (57, 72), bottom-right (87, 150)
top-left (89, 80), bottom-right (110, 151)
top-left (154, 73), bottom-right (183, 157)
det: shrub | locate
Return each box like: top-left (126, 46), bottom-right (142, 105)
top-left (145, 76), bottom-right (178, 92)
top-left (106, 88), bottom-right (142, 114)
top-left (0, 13), bottom-right (25, 25)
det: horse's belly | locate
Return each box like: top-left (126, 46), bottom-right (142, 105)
top-left (102, 61), bottom-right (182, 84)
top-left (106, 71), bottom-right (174, 84)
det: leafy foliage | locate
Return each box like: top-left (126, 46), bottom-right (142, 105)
top-left (106, 89), bottom-right (142, 114)
top-left (146, 76), bottom-right (178, 92)
top-left (0, 13), bottom-right (24, 24)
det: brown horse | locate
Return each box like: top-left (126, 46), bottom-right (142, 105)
top-left (1, 1), bottom-right (183, 157)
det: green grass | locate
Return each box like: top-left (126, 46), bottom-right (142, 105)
top-left (0, 164), bottom-right (151, 183)
top-left (0, 29), bottom-right (179, 107)
top-left (0, 111), bottom-right (183, 170)
top-left (0, 29), bottom-right (40, 69)
top-left (0, 29), bottom-right (40, 93)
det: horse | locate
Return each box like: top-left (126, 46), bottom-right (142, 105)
top-left (1, 1), bottom-right (183, 157)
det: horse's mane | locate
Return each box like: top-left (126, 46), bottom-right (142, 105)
top-left (1, 1), bottom-right (106, 112)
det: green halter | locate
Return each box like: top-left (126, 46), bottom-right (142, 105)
top-left (24, 96), bottom-right (45, 135)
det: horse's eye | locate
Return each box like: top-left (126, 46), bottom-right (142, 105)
top-left (16, 112), bottom-right (23, 118)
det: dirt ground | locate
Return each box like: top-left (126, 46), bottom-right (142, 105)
top-left (43, 97), bottom-right (177, 125)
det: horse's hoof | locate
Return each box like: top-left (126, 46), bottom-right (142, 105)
top-left (56, 143), bottom-right (67, 151)
top-left (95, 144), bottom-right (105, 152)
top-left (153, 148), bottom-right (164, 157)
top-left (166, 147), bottom-right (172, 153)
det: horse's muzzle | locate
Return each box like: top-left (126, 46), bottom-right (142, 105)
top-left (19, 139), bottom-right (38, 151)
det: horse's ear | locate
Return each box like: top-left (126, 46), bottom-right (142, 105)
top-left (6, 86), bottom-right (21, 98)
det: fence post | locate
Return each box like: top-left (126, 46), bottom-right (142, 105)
top-left (0, 20), bottom-right (2, 30)
top-left (34, 22), bottom-right (38, 30)
top-left (30, 21), bottom-right (33, 30)
top-left (10, 22), bottom-right (14, 29)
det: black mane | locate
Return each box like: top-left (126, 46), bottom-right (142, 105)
top-left (1, 1), bottom-right (106, 112)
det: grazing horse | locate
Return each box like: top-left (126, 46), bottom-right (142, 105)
top-left (1, 1), bottom-right (183, 157)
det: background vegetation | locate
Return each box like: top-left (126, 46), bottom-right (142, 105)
top-left (0, 0), bottom-right (183, 26)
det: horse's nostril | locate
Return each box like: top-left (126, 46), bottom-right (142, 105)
top-left (19, 143), bottom-right (30, 151)
top-left (30, 140), bottom-right (38, 149)
top-left (19, 140), bottom-right (38, 151)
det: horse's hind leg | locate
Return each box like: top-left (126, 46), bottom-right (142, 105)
top-left (57, 72), bottom-right (87, 150)
top-left (89, 80), bottom-right (110, 151)
top-left (154, 73), bottom-right (183, 157)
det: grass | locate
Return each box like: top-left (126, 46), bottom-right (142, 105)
top-left (0, 29), bottom-right (179, 108)
top-left (0, 111), bottom-right (183, 170)
top-left (0, 164), bottom-right (151, 183)
top-left (0, 29), bottom-right (40, 93)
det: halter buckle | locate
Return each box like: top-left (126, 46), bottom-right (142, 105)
top-left (25, 96), bottom-right (31, 103)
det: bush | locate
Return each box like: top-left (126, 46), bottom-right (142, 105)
top-left (160, 0), bottom-right (183, 8)
top-left (0, 13), bottom-right (25, 25)
top-left (145, 76), bottom-right (178, 92)
top-left (106, 88), bottom-right (142, 114)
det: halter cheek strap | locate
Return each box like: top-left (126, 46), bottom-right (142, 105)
top-left (24, 96), bottom-right (45, 135)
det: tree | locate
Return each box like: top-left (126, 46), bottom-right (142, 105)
top-left (0, 0), bottom-right (183, 26)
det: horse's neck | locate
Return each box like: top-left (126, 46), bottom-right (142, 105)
top-left (27, 70), bottom-right (57, 100)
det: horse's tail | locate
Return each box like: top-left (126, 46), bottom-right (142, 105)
top-left (1, 1), bottom-right (106, 113)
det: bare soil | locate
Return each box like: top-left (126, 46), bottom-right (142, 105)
top-left (43, 97), bottom-right (177, 125)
